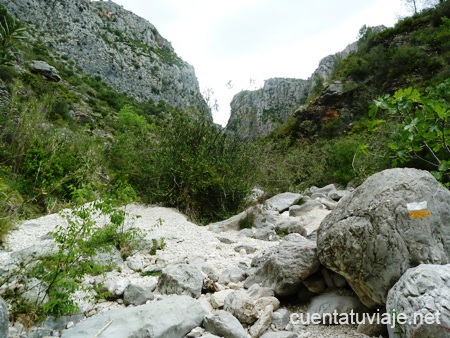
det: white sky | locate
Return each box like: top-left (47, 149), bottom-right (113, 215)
top-left (112, 0), bottom-right (406, 126)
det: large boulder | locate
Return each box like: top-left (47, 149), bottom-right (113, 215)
top-left (203, 310), bottom-right (249, 338)
top-left (244, 234), bottom-right (320, 296)
top-left (0, 296), bottom-right (7, 338)
top-left (264, 192), bottom-right (302, 212)
top-left (223, 285), bottom-right (280, 325)
top-left (306, 291), bottom-right (369, 324)
top-left (61, 295), bottom-right (206, 338)
top-left (386, 264), bottom-right (450, 338)
top-left (317, 168), bottom-right (450, 308)
top-left (29, 60), bottom-right (62, 82)
top-left (157, 263), bottom-right (204, 298)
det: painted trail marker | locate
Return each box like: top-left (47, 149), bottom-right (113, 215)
top-left (406, 201), bottom-right (430, 219)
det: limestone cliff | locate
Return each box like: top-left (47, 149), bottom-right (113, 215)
top-left (1, 0), bottom-right (209, 115)
top-left (226, 78), bottom-right (308, 140)
top-left (226, 42), bottom-right (358, 139)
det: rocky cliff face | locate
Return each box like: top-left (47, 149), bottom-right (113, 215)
top-left (308, 41), bottom-right (357, 94)
top-left (226, 42), bottom-right (358, 139)
top-left (1, 0), bottom-right (209, 115)
top-left (226, 78), bottom-right (308, 139)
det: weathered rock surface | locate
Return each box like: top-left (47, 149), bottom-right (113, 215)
top-left (157, 263), bottom-right (204, 298)
top-left (226, 78), bottom-right (309, 139)
top-left (123, 283), bottom-right (154, 306)
top-left (260, 332), bottom-right (300, 338)
top-left (218, 266), bottom-right (247, 285)
top-left (203, 310), bottom-right (249, 338)
top-left (60, 295), bottom-right (206, 338)
top-left (264, 192), bottom-right (302, 212)
top-left (224, 285), bottom-right (280, 325)
top-left (306, 291), bottom-right (369, 324)
top-left (317, 168), bottom-right (450, 308)
top-left (386, 264), bottom-right (450, 338)
top-left (249, 304), bottom-right (273, 338)
top-left (208, 209), bottom-right (250, 233)
top-left (29, 60), bottom-right (61, 82)
top-left (3, 0), bottom-right (209, 115)
top-left (245, 234), bottom-right (320, 296)
top-left (226, 40), bottom-right (358, 140)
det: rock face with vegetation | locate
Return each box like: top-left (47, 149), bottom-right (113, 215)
top-left (225, 41), bottom-right (357, 140)
top-left (1, 0), bottom-right (209, 115)
top-left (226, 78), bottom-right (308, 139)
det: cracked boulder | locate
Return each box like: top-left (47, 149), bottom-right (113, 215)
top-left (317, 168), bottom-right (450, 308)
top-left (244, 233), bottom-right (320, 296)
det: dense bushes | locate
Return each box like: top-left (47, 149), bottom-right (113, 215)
top-left (339, 1), bottom-right (450, 91)
top-left (110, 107), bottom-right (253, 223)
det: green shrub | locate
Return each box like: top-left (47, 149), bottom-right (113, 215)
top-left (146, 113), bottom-right (252, 223)
top-left (238, 211), bottom-right (255, 230)
top-left (0, 176), bottom-right (22, 243)
top-left (0, 5), bottom-right (25, 66)
top-left (370, 83), bottom-right (450, 184)
top-left (2, 198), bottom-right (143, 322)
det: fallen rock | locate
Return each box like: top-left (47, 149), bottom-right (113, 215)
top-left (224, 285), bottom-right (280, 325)
top-left (92, 246), bottom-right (124, 271)
top-left (260, 332), bottom-right (300, 338)
top-left (307, 291), bottom-right (369, 324)
top-left (30, 60), bottom-right (62, 82)
top-left (265, 192), bottom-right (302, 212)
top-left (123, 284), bottom-right (154, 306)
top-left (317, 168), bottom-right (450, 308)
top-left (309, 184), bottom-right (337, 196)
top-left (328, 189), bottom-right (350, 201)
top-left (157, 263), bottom-right (204, 298)
top-left (208, 209), bottom-right (250, 233)
top-left (210, 289), bottom-right (235, 309)
top-left (244, 234), bottom-right (320, 296)
top-left (386, 264), bottom-right (450, 338)
top-left (218, 266), bottom-right (247, 284)
top-left (271, 308), bottom-right (291, 330)
top-left (234, 245), bottom-right (256, 254)
top-left (289, 200), bottom-right (325, 217)
top-left (239, 228), bottom-right (278, 241)
top-left (203, 310), bottom-right (249, 338)
top-left (126, 253), bottom-right (147, 272)
top-left (274, 219), bottom-right (307, 237)
top-left (60, 295), bottom-right (206, 338)
top-left (249, 304), bottom-right (273, 338)
top-left (315, 197), bottom-right (337, 210)
top-left (101, 277), bottom-right (130, 298)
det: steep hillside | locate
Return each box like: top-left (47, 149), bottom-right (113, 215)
top-left (0, 0), bottom-right (209, 115)
top-left (0, 1), bottom-right (248, 231)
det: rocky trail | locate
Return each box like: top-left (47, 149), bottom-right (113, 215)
top-left (1, 168), bottom-right (450, 338)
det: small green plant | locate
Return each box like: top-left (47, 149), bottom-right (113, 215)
top-left (154, 217), bottom-right (164, 228)
top-left (238, 211), bottom-right (255, 230)
top-left (1, 195), bottom-right (143, 323)
top-left (0, 6), bottom-right (26, 65)
top-left (0, 176), bottom-right (22, 243)
top-left (149, 237), bottom-right (166, 255)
